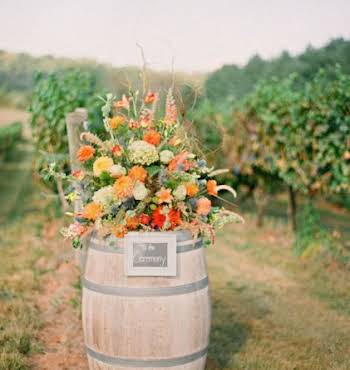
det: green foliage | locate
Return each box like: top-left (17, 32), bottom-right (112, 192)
top-left (294, 202), bottom-right (349, 264)
top-left (206, 38), bottom-right (350, 103)
top-left (189, 99), bottom-right (230, 166)
top-left (293, 202), bottom-right (330, 256)
top-left (29, 70), bottom-right (103, 179)
top-left (234, 68), bottom-right (350, 196)
top-left (0, 122), bottom-right (22, 160)
top-left (329, 192), bottom-right (350, 212)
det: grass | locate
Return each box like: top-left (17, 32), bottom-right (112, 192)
top-left (0, 136), bottom-right (49, 369)
top-left (0, 210), bottom-right (44, 369)
top-left (205, 216), bottom-right (350, 370)
top-left (240, 195), bottom-right (350, 246)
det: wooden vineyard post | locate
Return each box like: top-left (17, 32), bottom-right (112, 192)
top-left (66, 108), bottom-right (88, 270)
top-left (66, 108), bottom-right (88, 173)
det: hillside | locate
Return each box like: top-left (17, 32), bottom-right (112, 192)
top-left (2, 38), bottom-right (350, 108)
top-left (205, 38), bottom-right (350, 102)
top-left (0, 50), bottom-right (205, 108)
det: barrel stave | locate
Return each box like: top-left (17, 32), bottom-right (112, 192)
top-left (87, 356), bottom-right (207, 370)
top-left (83, 289), bottom-right (210, 358)
top-left (84, 247), bottom-right (207, 288)
top-left (82, 233), bottom-right (211, 370)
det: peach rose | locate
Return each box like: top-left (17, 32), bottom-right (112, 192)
top-left (156, 187), bottom-right (173, 204)
top-left (196, 197), bottom-right (211, 216)
top-left (114, 175), bottom-right (134, 199)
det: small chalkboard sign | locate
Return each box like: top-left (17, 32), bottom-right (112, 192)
top-left (124, 232), bottom-right (177, 276)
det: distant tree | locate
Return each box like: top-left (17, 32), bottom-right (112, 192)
top-left (232, 68), bottom-right (350, 229)
top-left (29, 70), bottom-right (103, 206)
top-left (205, 38), bottom-right (350, 103)
top-left (0, 50), bottom-right (203, 107)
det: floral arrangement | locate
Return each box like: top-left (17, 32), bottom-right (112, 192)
top-left (63, 89), bottom-right (242, 247)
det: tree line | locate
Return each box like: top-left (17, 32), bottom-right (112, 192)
top-left (204, 38), bottom-right (350, 103)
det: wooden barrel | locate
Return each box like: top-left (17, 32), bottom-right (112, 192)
top-left (82, 230), bottom-right (211, 370)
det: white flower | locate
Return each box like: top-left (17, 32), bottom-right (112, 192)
top-left (128, 140), bottom-right (159, 165)
top-left (160, 150), bottom-right (174, 164)
top-left (109, 164), bottom-right (126, 178)
top-left (173, 185), bottom-right (186, 200)
top-left (92, 186), bottom-right (114, 206)
top-left (126, 210), bottom-right (136, 218)
top-left (132, 181), bottom-right (149, 200)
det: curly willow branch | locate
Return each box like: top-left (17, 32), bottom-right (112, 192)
top-left (216, 184), bottom-right (237, 198)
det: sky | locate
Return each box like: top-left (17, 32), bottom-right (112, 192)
top-left (0, 0), bottom-right (350, 72)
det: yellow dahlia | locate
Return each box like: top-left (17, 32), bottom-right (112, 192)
top-left (93, 157), bottom-right (114, 177)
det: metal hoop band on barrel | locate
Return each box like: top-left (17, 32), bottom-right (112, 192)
top-left (83, 276), bottom-right (209, 297)
top-left (89, 237), bottom-right (203, 254)
top-left (86, 345), bottom-right (208, 368)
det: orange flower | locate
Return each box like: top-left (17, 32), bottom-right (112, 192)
top-left (196, 197), bottom-right (211, 216)
top-left (111, 145), bottom-right (123, 157)
top-left (128, 119), bottom-right (140, 129)
top-left (152, 207), bottom-right (166, 229)
top-left (168, 152), bottom-right (191, 172)
top-left (126, 216), bottom-right (139, 230)
top-left (144, 92), bottom-right (158, 104)
top-left (143, 130), bottom-right (161, 146)
top-left (109, 116), bottom-right (125, 129)
top-left (77, 145), bottom-right (95, 162)
top-left (112, 225), bottom-right (127, 238)
top-left (207, 180), bottom-right (218, 196)
top-left (169, 208), bottom-right (182, 229)
top-left (72, 170), bottom-right (84, 180)
top-left (140, 213), bottom-right (151, 225)
top-left (82, 202), bottom-right (102, 220)
top-left (139, 110), bottom-right (153, 128)
top-left (114, 94), bottom-right (129, 110)
top-left (113, 175), bottom-right (134, 199)
top-left (69, 222), bottom-right (87, 237)
top-left (156, 187), bottom-right (173, 204)
top-left (129, 166), bottom-right (147, 183)
top-left (185, 183), bottom-right (199, 197)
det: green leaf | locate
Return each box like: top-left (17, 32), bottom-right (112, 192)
top-left (147, 165), bottom-right (161, 177)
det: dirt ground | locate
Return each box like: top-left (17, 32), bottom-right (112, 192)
top-left (28, 223), bottom-right (88, 370)
top-left (0, 107), bottom-right (29, 126)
